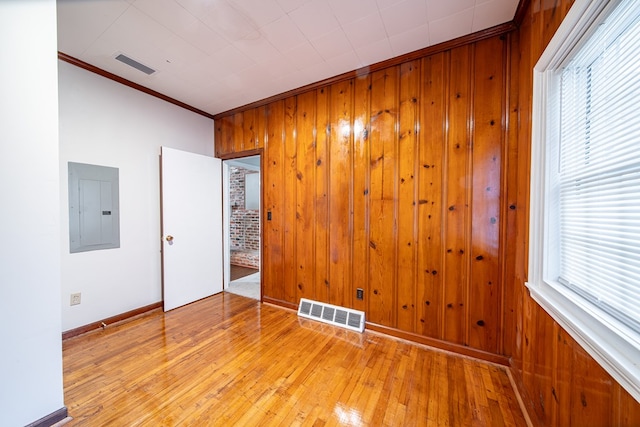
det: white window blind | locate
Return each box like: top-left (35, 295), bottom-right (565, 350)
top-left (552, 0), bottom-right (640, 332)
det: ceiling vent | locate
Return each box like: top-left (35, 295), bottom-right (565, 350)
top-left (115, 54), bottom-right (156, 75)
top-left (297, 298), bottom-right (365, 333)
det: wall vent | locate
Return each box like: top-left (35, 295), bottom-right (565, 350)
top-left (297, 298), bottom-right (365, 333)
top-left (115, 53), bottom-right (156, 75)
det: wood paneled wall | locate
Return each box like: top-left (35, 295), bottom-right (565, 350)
top-left (216, 32), bottom-right (512, 360)
top-left (215, 4), bottom-right (640, 424)
top-left (507, 0), bottom-right (640, 426)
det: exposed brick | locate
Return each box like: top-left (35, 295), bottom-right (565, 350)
top-left (229, 166), bottom-right (260, 269)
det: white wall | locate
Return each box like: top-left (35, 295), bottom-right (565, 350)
top-left (58, 61), bottom-right (214, 331)
top-left (0, 1), bottom-right (65, 425)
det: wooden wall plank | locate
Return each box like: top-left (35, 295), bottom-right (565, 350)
top-left (243, 108), bottom-right (256, 150)
top-left (214, 115), bottom-right (234, 157)
top-left (315, 87), bottom-right (330, 302)
top-left (514, 0), bottom-right (536, 408)
top-left (352, 75), bottom-right (371, 313)
top-left (295, 91), bottom-right (316, 302)
top-left (283, 97), bottom-right (297, 303)
top-left (566, 332), bottom-right (613, 426)
top-left (396, 61), bottom-right (420, 332)
top-left (214, 119), bottom-right (223, 158)
top-left (468, 36), bottom-right (505, 353)
top-left (233, 112), bottom-right (244, 153)
top-left (256, 106), bottom-right (266, 149)
top-left (614, 381), bottom-right (640, 427)
top-left (368, 67), bottom-right (399, 327)
top-left (502, 30), bottom-right (521, 361)
top-left (263, 101), bottom-right (285, 301)
top-left (529, 310), bottom-right (555, 425)
top-left (554, 329), bottom-right (574, 426)
top-left (417, 53), bottom-right (446, 338)
top-left (442, 45), bottom-right (471, 345)
top-left (328, 80), bottom-right (354, 308)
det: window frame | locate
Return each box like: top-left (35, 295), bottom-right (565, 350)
top-left (528, 0), bottom-right (640, 403)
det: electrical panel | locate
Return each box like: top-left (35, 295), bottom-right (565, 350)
top-left (68, 162), bottom-right (120, 253)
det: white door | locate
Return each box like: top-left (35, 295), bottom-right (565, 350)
top-left (161, 146), bottom-right (223, 311)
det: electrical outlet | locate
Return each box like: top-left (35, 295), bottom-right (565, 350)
top-left (70, 292), bottom-right (81, 306)
top-left (356, 288), bottom-right (364, 300)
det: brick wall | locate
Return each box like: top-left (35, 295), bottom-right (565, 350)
top-left (229, 166), bottom-right (260, 268)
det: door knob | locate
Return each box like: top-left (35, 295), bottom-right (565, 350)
top-left (165, 235), bottom-right (174, 242)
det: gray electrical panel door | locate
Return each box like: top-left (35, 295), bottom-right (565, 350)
top-left (68, 162), bottom-right (120, 253)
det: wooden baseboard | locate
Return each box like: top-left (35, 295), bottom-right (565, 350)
top-left (507, 366), bottom-right (539, 426)
top-left (366, 322), bottom-right (510, 366)
top-left (263, 298), bottom-right (510, 366)
top-left (262, 296), bottom-right (298, 311)
top-left (25, 407), bottom-right (68, 427)
top-left (62, 302), bottom-right (162, 340)
top-left (506, 368), bottom-right (535, 427)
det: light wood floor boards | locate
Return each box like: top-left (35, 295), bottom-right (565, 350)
top-left (62, 293), bottom-right (528, 426)
top-left (230, 265), bottom-right (259, 281)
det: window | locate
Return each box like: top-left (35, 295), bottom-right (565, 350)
top-left (529, 0), bottom-right (640, 402)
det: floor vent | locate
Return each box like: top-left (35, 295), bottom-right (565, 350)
top-left (297, 298), bottom-right (365, 333)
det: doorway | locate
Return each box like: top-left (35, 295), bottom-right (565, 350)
top-left (223, 155), bottom-right (261, 300)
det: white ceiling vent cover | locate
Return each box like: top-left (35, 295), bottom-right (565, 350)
top-left (298, 298), bottom-right (365, 333)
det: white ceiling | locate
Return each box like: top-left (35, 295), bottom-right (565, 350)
top-left (57, 0), bottom-right (519, 116)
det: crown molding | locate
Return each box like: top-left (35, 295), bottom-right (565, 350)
top-left (58, 52), bottom-right (215, 120)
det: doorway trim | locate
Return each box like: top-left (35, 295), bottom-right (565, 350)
top-left (221, 151), bottom-right (262, 299)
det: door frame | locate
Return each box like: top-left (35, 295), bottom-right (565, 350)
top-left (221, 151), bottom-right (262, 296)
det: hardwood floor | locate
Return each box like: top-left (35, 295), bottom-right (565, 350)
top-left (230, 264), bottom-right (259, 281)
top-left (62, 293), bottom-right (528, 426)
